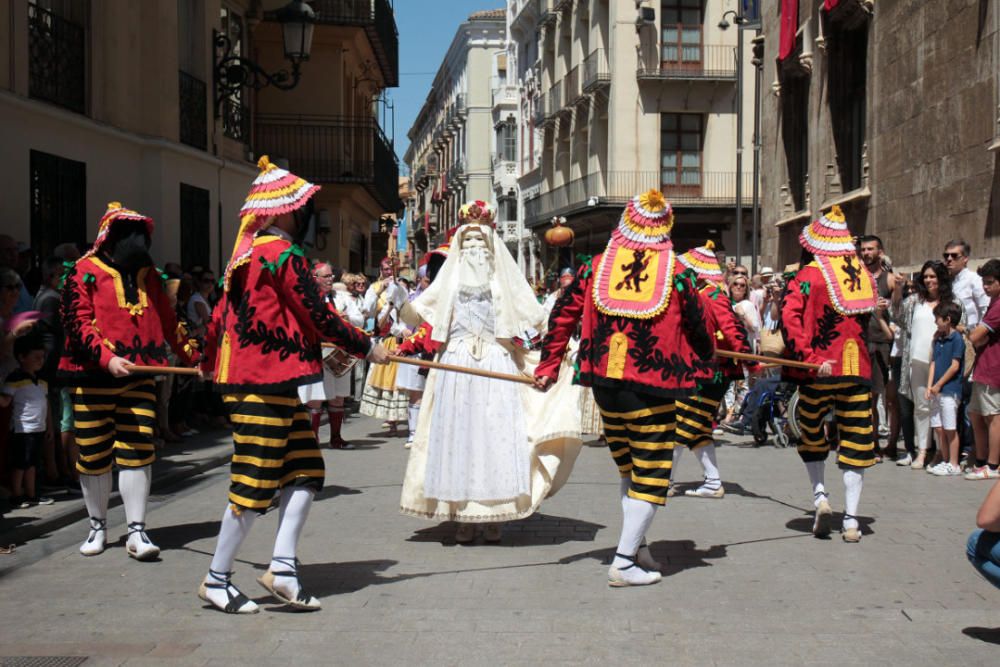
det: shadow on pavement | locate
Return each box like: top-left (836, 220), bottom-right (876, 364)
top-left (785, 512), bottom-right (875, 537)
top-left (557, 538), bottom-right (727, 576)
top-left (405, 514), bottom-right (605, 547)
top-left (148, 520), bottom-right (221, 551)
top-left (314, 484), bottom-right (363, 501)
top-left (296, 559), bottom-right (400, 596)
top-left (962, 627), bottom-right (1000, 644)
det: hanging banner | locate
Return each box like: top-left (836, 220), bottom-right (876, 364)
top-left (779, 0), bottom-right (799, 61)
top-left (397, 211), bottom-right (408, 253)
top-left (741, 0), bottom-right (762, 29)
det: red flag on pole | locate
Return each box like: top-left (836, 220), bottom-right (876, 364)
top-left (779, 0), bottom-right (799, 61)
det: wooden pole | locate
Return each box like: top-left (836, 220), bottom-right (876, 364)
top-left (716, 349), bottom-right (821, 371)
top-left (129, 365), bottom-right (201, 376)
top-left (387, 355), bottom-right (535, 385)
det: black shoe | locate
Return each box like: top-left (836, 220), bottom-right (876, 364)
top-left (10, 496), bottom-right (31, 509)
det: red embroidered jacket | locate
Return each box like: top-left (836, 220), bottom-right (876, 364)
top-left (58, 256), bottom-right (197, 382)
top-left (780, 263), bottom-right (871, 384)
top-left (208, 234), bottom-right (372, 393)
top-left (536, 256), bottom-right (716, 398)
top-left (700, 283), bottom-right (751, 383)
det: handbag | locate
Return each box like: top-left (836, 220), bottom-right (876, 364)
top-left (759, 327), bottom-right (785, 357)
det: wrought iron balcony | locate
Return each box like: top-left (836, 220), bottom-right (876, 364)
top-left (582, 48), bottom-right (610, 93)
top-left (637, 45), bottom-right (737, 81)
top-left (564, 65), bottom-right (583, 107)
top-left (254, 114), bottom-right (401, 212)
top-left (544, 82), bottom-right (562, 123)
top-left (536, 0), bottom-right (556, 25)
top-left (524, 170), bottom-right (754, 226)
top-left (531, 93), bottom-right (546, 127)
top-left (28, 2), bottom-right (86, 114)
top-left (307, 0), bottom-right (399, 87)
top-left (178, 70), bottom-right (208, 150)
top-left (449, 158), bottom-right (467, 182)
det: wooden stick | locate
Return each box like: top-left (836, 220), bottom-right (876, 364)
top-left (716, 349), bottom-right (821, 371)
top-left (129, 365), bottom-right (201, 376)
top-left (387, 355), bottom-right (535, 385)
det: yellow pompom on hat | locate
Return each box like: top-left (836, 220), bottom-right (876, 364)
top-left (799, 205), bottom-right (856, 257)
top-left (611, 189), bottom-right (675, 251)
top-left (678, 239), bottom-right (724, 282)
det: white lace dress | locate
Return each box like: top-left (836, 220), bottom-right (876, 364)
top-left (422, 287), bottom-right (531, 502)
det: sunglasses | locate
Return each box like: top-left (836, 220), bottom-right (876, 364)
top-left (942, 252), bottom-right (963, 260)
top-left (732, 271), bottom-right (749, 276)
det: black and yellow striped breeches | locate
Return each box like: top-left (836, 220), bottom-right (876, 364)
top-left (224, 392), bottom-right (325, 513)
top-left (594, 386), bottom-right (676, 506)
top-left (795, 380), bottom-right (875, 469)
top-left (71, 378), bottom-right (158, 475)
top-left (675, 381), bottom-right (729, 451)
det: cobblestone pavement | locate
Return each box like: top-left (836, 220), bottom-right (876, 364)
top-left (0, 413), bottom-right (997, 666)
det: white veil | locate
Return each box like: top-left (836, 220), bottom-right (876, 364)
top-left (412, 223), bottom-right (544, 343)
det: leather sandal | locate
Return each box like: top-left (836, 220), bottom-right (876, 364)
top-left (199, 569), bottom-right (259, 614)
top-left (257, 557), bottom-right (321, 611)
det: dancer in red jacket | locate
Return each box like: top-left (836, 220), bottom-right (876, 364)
top-left (535, 190), bottom-right (715, 587)
top-left (59, 202), bottom-right (199, 561)
top-left (781, 205), bottom-right (878, 542)
top-left (198, 157), bottom-right (387, 614)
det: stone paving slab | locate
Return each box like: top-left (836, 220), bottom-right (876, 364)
top-left (0, 413), bottom-right (998, 665)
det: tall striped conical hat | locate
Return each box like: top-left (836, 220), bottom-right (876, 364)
top-left (224, 155), bottom-right (320, 290)
top-left (83, 202), bottom-right (154, 260)
top-left (678, 239), bottom-right (724, 282)
top-left (799, 205), bottom-right (856, 257)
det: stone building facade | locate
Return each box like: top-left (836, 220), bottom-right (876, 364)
top-left (760, 0), bottom-right (1000, 272)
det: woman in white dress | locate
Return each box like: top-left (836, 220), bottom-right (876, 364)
top-left (397, 202), bottom-right (582, 544)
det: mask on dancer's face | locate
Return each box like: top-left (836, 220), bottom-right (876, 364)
top-left (107, 221), bottom-right (152, 273)
top-left (458, 228), bottom-right (493, 288)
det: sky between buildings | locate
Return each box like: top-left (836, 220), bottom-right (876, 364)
top-left (389, 0), bottom-right (502, 170)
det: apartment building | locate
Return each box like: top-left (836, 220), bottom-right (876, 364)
top-left (759, 0), bottom-right (1000, 271)
top-left (405, 10), bottom-right (505, 253)
top-left (0, 0), bottom-right (399, 276)
top-left (508, 0), bottom-right (755, 282)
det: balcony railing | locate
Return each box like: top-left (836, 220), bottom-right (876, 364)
top-left (222, 98), bottom-right (251, 144)
top-left (524, 171), bottom-right (754, 226)
top-left (449, 158), bottom-right (467, 181)
top-left (28, 2), bottom-right (86, 114)
top-left (531, 93), bottom-right (546, 127)
top-left (564, 65), bottom-right (582, 106)
top-left (638, 45), bottom-right (737, 81)
top-left (544, 82), bottom-right (562, 121)
top-left (492, 83), bottom-right (518, 107)
top-left (455, 93), bottom-right (467, 117)
top-left (582, 48), bottom-right (610, 93)
top-left (178, 71), bottom-right (207, 150)
top-left (255, 114), bottom-right (401, 213)
top-left (536, 0), bottom-right (556, 25)
top-left (305, 1), bottom-right (399, 87)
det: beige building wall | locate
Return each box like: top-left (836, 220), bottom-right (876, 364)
top-left (0, 0), bottom-right (257, 272)
top-left (516, 0), bottom-right (755, 274)
top-left (759, 0), bottom-right (1000, 271)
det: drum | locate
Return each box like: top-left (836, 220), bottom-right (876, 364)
top-left (323, 345), bottom-right (359, 377)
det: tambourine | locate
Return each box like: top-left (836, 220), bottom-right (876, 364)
top-left (323, 345), bottom-right (359, 377)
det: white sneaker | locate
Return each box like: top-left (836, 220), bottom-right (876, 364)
top-left (964, 465), bottom-right (1000, 480)
top-left (926, 461), bottom-right (949, 475)
top-left (930, 462), bottom-right (962, 477)
top-left (608, 554), bottom-right (662, 587)
top-left (80, 517), bottom-right (107, 556)
top-left (895, 453), bottom-right (913, 466)
top-left (126, 522), bottom-right (161, 561)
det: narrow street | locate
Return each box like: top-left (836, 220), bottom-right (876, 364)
top-left (0, 413), bottom-right (996, 665)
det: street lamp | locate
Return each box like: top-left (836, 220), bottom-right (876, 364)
top-left (719, 9), bottom-right (748, 271)
top-left (213, 0), bottom-right (316, 114)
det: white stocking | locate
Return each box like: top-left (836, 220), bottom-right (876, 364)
top-left (805, 460), bottom-right (827, 506)
top-left (612, 496), bottom-right (657, 568)
top-left (842, 469), bottom-right (864, 530)
top-left (209, 506), bottom-right (257, 575)
top-left (695, 445), bottom-right (721, 488)
top-left (671, 447), bottom-right (684, 482)
top-left (271, 488), bottom-right (315, 597)
top-left (80, 471), bottom-right (112, 521)
top-left (407, 404), bottom-right (420, 442)
top-left (119, 466), bottom-right (151, 526)
top-left (619, 476), bottom-right (630, 514)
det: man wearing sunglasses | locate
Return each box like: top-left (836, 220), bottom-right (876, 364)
top-left (944, 240), bottom-right (990, 467)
